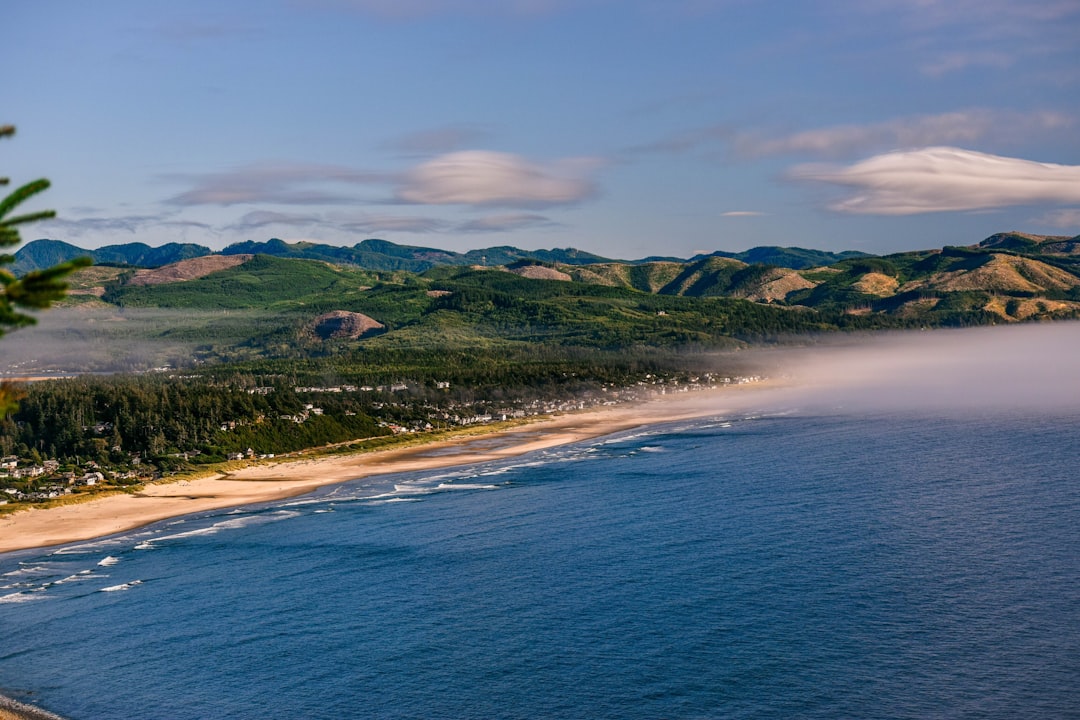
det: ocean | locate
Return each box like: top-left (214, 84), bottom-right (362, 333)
top-left (1, 400), bottom-right (1078, 719)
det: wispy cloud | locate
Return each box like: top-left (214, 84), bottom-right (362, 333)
top-left (385, 125), bottom-right (491, 155)
top-left (852, 0), bottom-right (1080, 77)
top-left (919, 51), bottom-right (1014, 77)
top-left (223, 210), bottom-right (323, 232)
top-left (737, 111), bottom-right (991, 158)
top-left (224, 209), bottom-right (452, 234)
top-left (789, 147), bottom-right (1080, 215)
top-left (164, 163), bottom-right (391, 206)
top-left (455, 213), bottom-right (561, 233)
top-left (305, 0), bottom-right (574, 20)
top-left (1032, 208), bottom-right (1080, 231)
top-left (396, 151), bottom-right (601, 208)
top-left (720, 211), bottom-right (764, 217)
top-left (338, 214), bottom-right (450, 234)
top-left (631, 110), bottom-right (1072, 161)
top-left (37, 214), bottom-right (173, 236)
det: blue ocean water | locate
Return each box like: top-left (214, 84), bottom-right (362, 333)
top-left (1, 408), bottom-right (1079, 719)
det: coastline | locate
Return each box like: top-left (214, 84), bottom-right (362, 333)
top-left (0, 385), bottom-right (775, 556)
top-left (0, 694), bottom-right (66, 720)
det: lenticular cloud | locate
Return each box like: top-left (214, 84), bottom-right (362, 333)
top-left (396, 150), bottom-right (599, 208)
top-left (790, 146), bottom-right (1080, 215)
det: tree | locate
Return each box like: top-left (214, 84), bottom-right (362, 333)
top-left (0, 125), bottom-right (91, 416)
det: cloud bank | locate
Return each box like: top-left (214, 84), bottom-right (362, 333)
top-left (723, 323), bottom-right (1080, 416)
top-left (789, 147), bottom-right (1080, 215)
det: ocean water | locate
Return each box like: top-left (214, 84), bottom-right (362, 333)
top-left (1, 407), bottom-right (1079, 719)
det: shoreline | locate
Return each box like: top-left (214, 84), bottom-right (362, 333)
top-left (0, 694), bottom-right (66, 720)
top-left (0, 385), bottom-right (776, 556)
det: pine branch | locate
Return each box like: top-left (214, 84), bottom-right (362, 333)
top-left (0, 178), bottom-right (51, 222)
top-left (2, 209), bottom-right (56, 227)
top-left (5, 256), bottom-right (93, 309)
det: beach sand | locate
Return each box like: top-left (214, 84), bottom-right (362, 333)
top-left (0, 387), bottom-right (771, 556)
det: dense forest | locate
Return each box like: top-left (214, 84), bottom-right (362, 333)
top-left (0, 346), bottom-right (753, 503)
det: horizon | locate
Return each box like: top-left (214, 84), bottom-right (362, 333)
top-left (23, 228), bottom-right (1058, 263)
top-left (5, 1), bottom-right (1080, 258)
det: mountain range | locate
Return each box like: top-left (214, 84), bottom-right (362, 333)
top-left (14, 237), bottom-right (869, 276)
top-left (2, 228), bottom-right (1075, 376)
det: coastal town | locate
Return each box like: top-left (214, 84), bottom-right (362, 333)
top-left (0, 372), bottom-right (760, 507)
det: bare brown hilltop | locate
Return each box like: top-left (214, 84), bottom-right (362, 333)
top-left (310, 310), bottom-right (385, 340)
top-left (128, 255), bottom-right (253, 286)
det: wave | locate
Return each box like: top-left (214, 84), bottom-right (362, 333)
top-left (98, 556), bottom-right (121, 567)
top-left (0, 591), bottom-right (46, 603)
top-left (50, 538), bottom-right (125, 555)
top-left (364, 497), bottom-right (422, 505)
top-left (135, 510), bottom-right (301, 550)
top-left (433, 483), bottom-right (499, 491)
top-left (99, 580), bottom-right (142, 592)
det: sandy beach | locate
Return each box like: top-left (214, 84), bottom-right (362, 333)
top-left (0, 387), bottom-right (766, 556)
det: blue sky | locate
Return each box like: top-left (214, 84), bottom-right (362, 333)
top-left (4, 0), bottom-right (1079, 259)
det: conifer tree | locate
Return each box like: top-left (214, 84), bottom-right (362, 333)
top-left (0, 125), bottom-right (91, 416)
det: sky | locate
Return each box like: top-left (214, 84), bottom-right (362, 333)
top-left (3, 0), bottom-right (1079, 260)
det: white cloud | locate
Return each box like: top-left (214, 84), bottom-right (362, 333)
top-left (789, 147), bottom-right (1080, 215)
top-left (720, 211), bottom-right (764, 217)
top-left (397, 151), bottom-right (600, 208)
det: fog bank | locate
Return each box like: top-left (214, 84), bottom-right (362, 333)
top-left (742, 323), bottom-right (1080, 415)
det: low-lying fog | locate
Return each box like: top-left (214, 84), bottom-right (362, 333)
top-left (2, 308), bottom-right (1077, 418)
top-left (737, 322), bottom-right (1080, 415)
top-left (0, 308), bottom-right (251, 374)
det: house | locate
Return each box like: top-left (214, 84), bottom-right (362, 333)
top-left (77, 471), bottom-right (104, 486)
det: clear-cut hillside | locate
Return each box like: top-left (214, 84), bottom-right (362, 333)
top-left (310, 310), bottom-right (385, 340)
top-left (127, 255), bottom-right (254, 285)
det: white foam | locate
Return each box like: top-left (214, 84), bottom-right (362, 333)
top-left (100, 580), bottom-right (142, 592)
top-left (137, 510), bottom-right (302, 549)
top-left (0, 591), bottom-right (46, 603)
top-left (98, 556), bottom-right (121, 567)
top-left (434, 483), bottom-right (498, 491)
top-left (392, 484), bottom-right (435, 496)
top-left (51, 539), bottom-right (123, 555)
top-left (47, 571), bottom-right (97, 587)
top-left (2, 565), bottom-right (51, 578)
